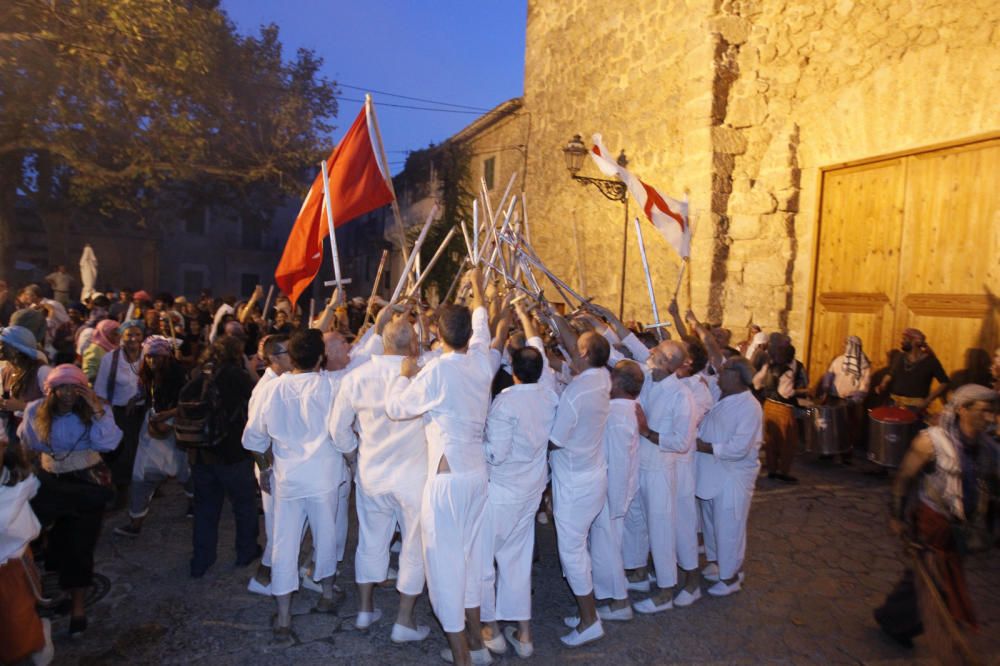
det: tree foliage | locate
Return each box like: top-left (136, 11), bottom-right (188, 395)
top-left (0, 0), bottom-right (339, 273)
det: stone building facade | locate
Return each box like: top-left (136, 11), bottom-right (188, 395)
top-left (523, 0), bottom-right (999, 366)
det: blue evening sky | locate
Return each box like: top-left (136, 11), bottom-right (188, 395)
top-left (222, 1), bottom-right (527, 173)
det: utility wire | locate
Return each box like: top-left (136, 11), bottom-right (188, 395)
top-left (337, 83), bottom-right (491, 112)
top-left (335, 95), bottom-right (483, 114)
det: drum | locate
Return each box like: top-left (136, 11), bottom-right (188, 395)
top-left (804, 400), bottom-right (850, 456)
top-left (867, 406), bottom-right (918, 467)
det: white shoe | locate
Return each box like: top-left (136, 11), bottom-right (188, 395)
top-left (355, 608), bottom-right (382, 629)
top-left (390, 540), bottom-right (402, 553)
top-left (391, 622), bottom-right (430, 643)
top-left (707, 579), bottom-right (742, 597)
top-left (626, 577), bottom-right (651, 592)
top-left (536, 511), bottom-right (548, 525)
top-left (560, 619), bottom-right (604, 647)
top-left (482, 630), bottom-right (507, 654)
top-left (440, 647), bottom-right (493, 664)
top-left (632, 597), bottom-right (673, 614)
top-left (597, 604), bottom-right (634, 621)
top-left (386, 567), bottom-right (398, 581)
top-left (300, 575), bottom-right (322, 593)
top-left (503, 626), bottom-right (534, 659)
top-left (701, 562), bottom-right (720, 582)
top-left (563, 615), bottom-right (580, 628)
top-left (673, 588), bottom-right (702, 607)
top-left (247, 577), bottom-right (271, 596)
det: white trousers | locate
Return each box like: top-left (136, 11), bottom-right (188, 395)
top-left (337, 473), bottom-right (351, 563)
top-left (270, 488), bottom-right (340, 596)
top-left (422, 470), bottom-right (488, 633)
top-left (254, 466), bottom-right (275, 567)
top-left (622, 466), bottom-right (677, 588)
top-left (480, 494), bottom-right (540, 622)
top-left (355, 482), bottom-right (425, 596)
top-left (589, 501), bottom-right (628, 601)
top-left (674, 458), bottom-right (699, 571)
top-left (553, 475), bottom-right (607, 597)
top-left (700, 482), bottom-right (753, 580)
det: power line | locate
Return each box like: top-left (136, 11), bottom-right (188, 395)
top-left (337, 83), bottom-right (491, 112)
top-left (335, 95), bottom-right (483, 115)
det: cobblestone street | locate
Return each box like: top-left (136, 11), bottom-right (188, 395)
top-left (49, 455), bottom-right (1000, 665)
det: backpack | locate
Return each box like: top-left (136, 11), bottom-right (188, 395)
top-left (174, 363), bottom-right (226, 448)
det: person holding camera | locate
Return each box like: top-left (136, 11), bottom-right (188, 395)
top-left (18, 364), bottom-right (122, 638)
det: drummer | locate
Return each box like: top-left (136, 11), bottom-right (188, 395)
top-left (752, 333), bottom-right (809, 483)
top-left (822, 336), bottom-right (871, 459)
top-left (874, 328), bottom-right (949, 417)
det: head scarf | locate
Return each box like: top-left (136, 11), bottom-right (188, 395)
top-left (92, 319), bottom-right (120, 352)
top-left (902, 328), bottom-right (925, 344)
top-left (745, 330), bottom-right (768, 360)
top-left (118, 319), bottom-right (146, 336)
top-left (842, 335), bottom-right (870, 380)
top-left (133, 290), bottom-right (152, 303)
top-left (43, 363), bottom-right (89, 394)
top-left (142, 335), bottom-right (173, 357)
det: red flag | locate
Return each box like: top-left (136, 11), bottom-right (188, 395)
top-left (275, 105), bottom-right (393, 306)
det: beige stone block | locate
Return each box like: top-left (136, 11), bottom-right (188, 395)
top-left (709, 15), bottom-right (752, 44)
top-left (759, 43), bottom-right (779, 64)
top-left (729, 214), bottom-right (761, 240)
top-left (729, 187), bottom-right (778, 216)
top-left (727, 95), bottom-right (768, 128)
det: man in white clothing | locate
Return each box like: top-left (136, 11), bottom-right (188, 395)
top-left (695, 357), bottom-right (764, 596)
top-left (549, 331), bottom-right (612, 647)
top-left (246, 334), bottom-right (291, 595)
top-left (385, 269), bottom-right (494, 666)
top-left (479, 342), bottom-right (558, 658)
top-left (629, 340), bottom-right (700, 612)
top-left (588, 360), bottom-right (643, 622)
top-left (241, 329), bottom-right (351, 640)
top-left (329, 316), bottom-right (430, 641)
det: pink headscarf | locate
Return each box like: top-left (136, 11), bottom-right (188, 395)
top-left (44, 364), bottom-right (89, 394)
top-left (92, 319), bottom-right (119, 352)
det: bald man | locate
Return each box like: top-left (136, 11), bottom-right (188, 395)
top-left (627, 339), bottom-right (699, 612)
top-left (551, 331), bottom-right (612, 647)
top-left (329, 316), bottom-right (430, 640)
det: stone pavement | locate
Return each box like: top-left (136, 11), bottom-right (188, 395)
top-left (49, 455), bottom-right (1000, 665)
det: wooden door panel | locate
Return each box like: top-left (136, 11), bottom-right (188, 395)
top-left (809, 160), bottom-right (905, 382)
top-left (895, 140), bottom-right (1000, 378)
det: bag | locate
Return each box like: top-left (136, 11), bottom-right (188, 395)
top-left (70, 461), bottom-right (113, 488)
top-left (174, 364), bottom-right (224, 448)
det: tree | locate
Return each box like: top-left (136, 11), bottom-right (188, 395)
top-left (0, 0), bottom-right (338, 277)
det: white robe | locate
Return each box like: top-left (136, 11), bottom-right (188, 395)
top-left (385, 306), bottom-right (493, 633)
top-left (590, 397), bottom-right (640, 601)
top-left (246, 367), bottom-right (280, 568)
top-left (696, 390), bottom-right (762, 580)
top-left (480, 382), bottom-right (558, 622)
top-left (329, 353), bottom-right (428, 595)
top-left (549, 366), bottom-right (611, 596)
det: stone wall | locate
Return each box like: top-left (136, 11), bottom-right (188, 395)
top-left (524, 0), bottom-right (1000, 351)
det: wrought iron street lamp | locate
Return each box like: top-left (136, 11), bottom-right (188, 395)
top-left (563, 134), bottom-right (630, 318)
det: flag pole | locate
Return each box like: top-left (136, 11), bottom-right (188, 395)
top-left (320, 158), bottom-right (346, 305)
top-left (365, 94), bottom-right (411, 279)
top-left (683, 193), bottom-right (693, 306)
top-left (633, 217), bottom-right (664, 341)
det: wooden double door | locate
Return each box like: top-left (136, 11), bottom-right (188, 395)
top-left (808, 137), bottom-right (1000, 385)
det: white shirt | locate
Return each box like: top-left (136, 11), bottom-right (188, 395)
top-left (484, 382), bottom-right (559, 504)
top-left (549, 366), bottom-right (611, 485)
top-left (697, 390), bottom-right (763, 474)
top-left (242, 371), bottom-right (350, 500)
top-left (385, 307), bottom-right (493, 478)
top-left (94, 347), bottom-right (142, 406)
top-left (0, 475), bottom-right (41, 565)
top-left (329, 354), bottom-right (428, 496)
top-left (683, 374), bottom-right (715, 424)
top-left (604, 398), bottom-right (640, 519)
top-left (488, 336), bottom-right (559, 396)
top-left (638, 372), bottom-right (696, 470)
top-left (828, 354), bottom-right (871, 399)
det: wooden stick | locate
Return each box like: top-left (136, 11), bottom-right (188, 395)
top-left (261, 285), bottom-right (275, 326)
top-left (364, 250), bottom-right (389, 326)
top-left (406, 227), bottom-right (458, 298)
top-left (389, 204), bottom-right (437, 305)
top-left (673, 258), bottom-right (688, 300)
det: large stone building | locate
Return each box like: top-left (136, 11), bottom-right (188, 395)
top-left (523, 0), bottom-right (999, 379)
